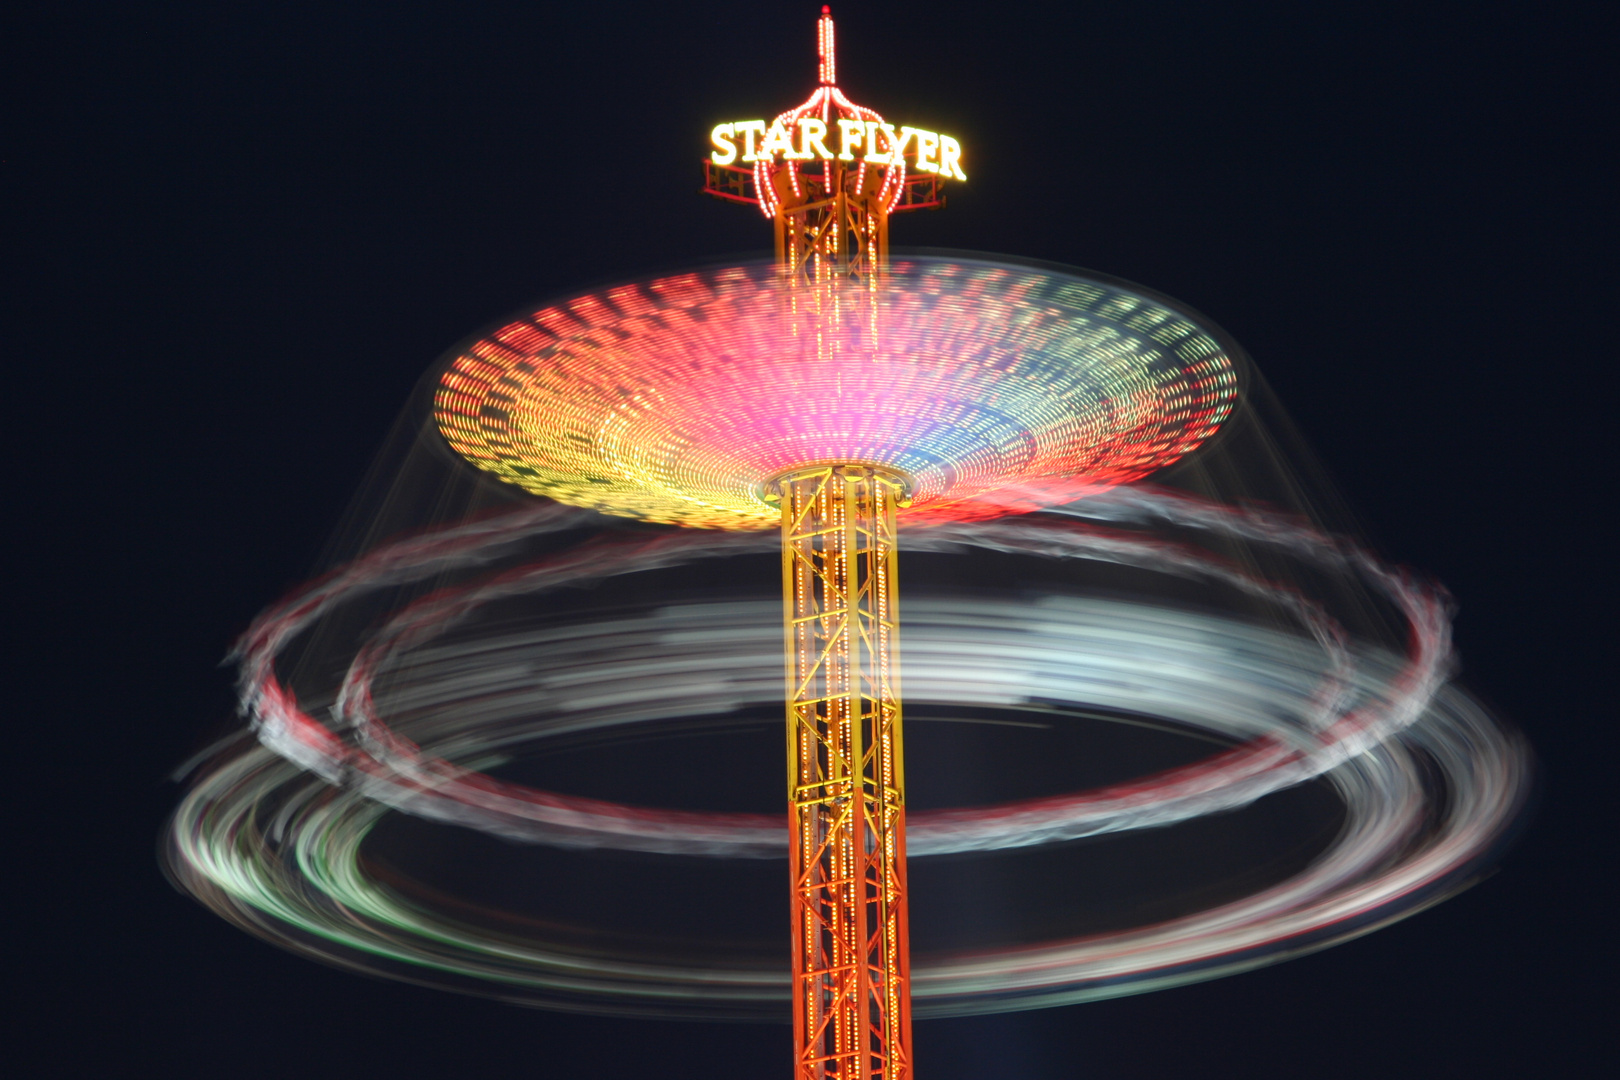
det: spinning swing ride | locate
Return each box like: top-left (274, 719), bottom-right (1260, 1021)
top-left (166, 11), bottom-right (1530, 1080)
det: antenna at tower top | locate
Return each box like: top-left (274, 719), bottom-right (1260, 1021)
top-left (818, 6), bottom-right (835, 85)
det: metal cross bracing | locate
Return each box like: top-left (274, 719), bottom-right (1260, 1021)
top-left (700, 12), bottom-right (934, 1077)
top-left (701, 157), bottom-right (944, 285)
top-left (777, 464), bottom-right (912, 1080)
top-left (775, 161), bottom-right (889, 286)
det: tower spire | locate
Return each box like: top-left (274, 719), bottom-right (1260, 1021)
top-left (818, 7), bottom-right (835, 86)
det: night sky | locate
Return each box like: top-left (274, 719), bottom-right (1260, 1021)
top-left (12, 2), bottom-right (1610, 1076)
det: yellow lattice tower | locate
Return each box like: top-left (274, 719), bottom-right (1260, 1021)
top-left (704, 9), bottom-right (960, 1075)
top-left (775, 463), bottom-right (910, 1080)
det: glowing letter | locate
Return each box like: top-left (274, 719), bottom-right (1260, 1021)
top-left (798, 117), bottom-right (833, 160)
top-left (735, 120), bottom-right (767, 163)
top-left (895, 127), bottom-right (922, 166)
top-left (939, 134), bottom-right (967, 180)
top-left (914, 129), bottom-right (940, 173)
top-left (709, 123), bottom-right (738, 166)
top-left (760, 119), bottom-right (797, 161)
top-left (866, 122), bottom-right (897, 165)
top-left (837, 118), bottom-right (865, 161)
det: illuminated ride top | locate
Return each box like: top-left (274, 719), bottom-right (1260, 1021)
top-left (434, 10), bottom-right (1236, 1080)
top-left (703, 5), bottom-right (962, 282)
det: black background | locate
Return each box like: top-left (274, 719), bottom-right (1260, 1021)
top-left (10, 1), bottom-right (1611, 1076)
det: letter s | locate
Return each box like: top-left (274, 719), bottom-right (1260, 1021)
top-left (710, 123), bottom-right (738, 166)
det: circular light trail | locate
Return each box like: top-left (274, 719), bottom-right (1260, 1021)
top-left (432, 258), bottom-right (1239, 529)
top-left (165, 488), bottom-right (1529, 1018)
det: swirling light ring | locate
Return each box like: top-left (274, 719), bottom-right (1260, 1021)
top-left (163, 489), bottom-right (1529, 1015)
top-left (292, 487), bottom-right (1410, 858)
top-left (239, 490), bottom-right (1443, 855)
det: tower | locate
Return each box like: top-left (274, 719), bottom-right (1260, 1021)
top-left (775, 461), bottom-right (910, 1080)
top-left (704, 11), bottom-right (959, 1076)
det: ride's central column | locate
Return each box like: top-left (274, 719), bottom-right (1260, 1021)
top-left (777, 464), bottom-right (912, 1080)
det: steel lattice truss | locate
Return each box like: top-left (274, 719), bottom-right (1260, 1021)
top-left (780, 465), bottom-right (911, 1080)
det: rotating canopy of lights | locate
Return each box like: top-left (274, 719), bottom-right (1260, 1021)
top-left (432, 258), bottom-right (1240, 529)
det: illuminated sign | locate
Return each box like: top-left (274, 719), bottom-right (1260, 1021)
top-left (710, 118), bottom-right (966, 180)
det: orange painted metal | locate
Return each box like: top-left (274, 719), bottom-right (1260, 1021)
top-left (779, 465), bottom-right (911, 1080)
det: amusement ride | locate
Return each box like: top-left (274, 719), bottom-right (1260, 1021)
top-left (166, 11), bottom-right (1531, 1080)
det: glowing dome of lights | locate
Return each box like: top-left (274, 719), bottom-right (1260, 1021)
top-left (753, 46), bottom-right (905, 220)
top-left (433, 257), bottom-right (1241, 530)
